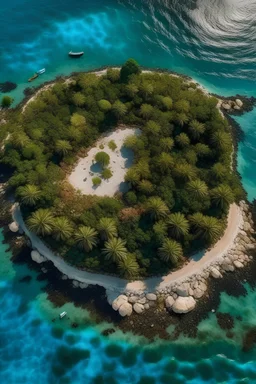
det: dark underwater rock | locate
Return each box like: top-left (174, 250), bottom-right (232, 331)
top-left (0, 81), bottom-right (17, 93)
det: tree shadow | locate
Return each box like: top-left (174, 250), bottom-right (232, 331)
top-left (120, 146), bottom-right (134, 168)
top-left (119, 181), bottom-right (129, 193)
top-left (90, 162), bottom-right (102, 173)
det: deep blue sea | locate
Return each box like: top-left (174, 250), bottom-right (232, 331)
top-left (1, 0), bottom-right (256, 382)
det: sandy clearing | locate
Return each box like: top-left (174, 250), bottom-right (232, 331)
top-left (68, 127), bottom-right (140, 197)
top-left (13, 203), bottom-right (242, 295)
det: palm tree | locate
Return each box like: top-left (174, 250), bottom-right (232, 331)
top-left (157, 152), bottom-right (174, 173)
top-left (174, 163), bottom-right (196, 181)
top-left (18, 184), bottom-right (41, 206)
top-left (140, 104), bottom-right (153, 119)
top-left (70, 113), bottom-right (86, 128)
top-left (200, 216), bottom-right (223, 244)
top-left (189, 120), bottom-right (205, 139)
top-left (161, 96), bottom-right (173, 110)
top-left (125, 83), bottom-right (139, 98)
top-left (187, 179), bottom-right (208, 199)
top-left (176, 113), bottom-right (189, 127)
top-left (159, 137), bottom-right (174, 152)
top-left (139, 82), bottom-right (153, 98)
top-left (55, 140), bottom-right (72, 156)
top-left (145, 120), bottom-right (160, 135)
top-left (74, 226), bottom-right (98, 252)
top-left (211, 184), bottom-right (234, 210)
top-left (174, 99), bottom-right (190, 113)
top-left (146, 197), bottom-right (169, 220)
top-left (72, 92), bottom-right (86, 106)
top-left (102, 237), bottom-right (128, 263)
top-left (118, 254), bottom-right (140, 279)
top-left (135, 159), bottom-right (151, 179)
top-left (194, 143), bottom-right (211, 157)
top-left (175, 133), bottom-right (190, 148)
top-left (211, 163), bottom-right (228, 181)
top-left (11, 133), bottom-right (30, 149)
top-left (125, 168), bottom-right (140, 185)
top-left (27, 209), bottom-right (55, 236)
top-left (112, 100), bottom-right (127, 118)
top-left (158, 238), bottom-right (183, 265)
top-left (52, 217), bottom-right (73, 241)
top-left (167, 212), bottom-right (189, 238)
top-left (189, 213), bottom-right (223, 244)
top-left (211, 131), bottom-right (231, 151)
top-left (97, 217), bottom-right (117, 241)
top-left (138, 180), bottom-right (154, 194)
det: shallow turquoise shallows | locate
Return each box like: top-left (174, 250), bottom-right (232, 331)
top-left (1, 0), bottom-right (256, 382)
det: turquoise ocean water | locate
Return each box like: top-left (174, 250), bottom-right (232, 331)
top-left (1, 0), bottom-right (256, 382)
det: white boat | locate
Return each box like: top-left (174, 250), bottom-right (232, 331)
top-left (59, 311), bottom-right (67, 319)
top-left (37, 68), bottom-right (46, 75)
top-left (68, 51), bottom-right (84, 58)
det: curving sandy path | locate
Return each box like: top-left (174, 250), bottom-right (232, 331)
top-left (13, 203), bottom-right (242, 295)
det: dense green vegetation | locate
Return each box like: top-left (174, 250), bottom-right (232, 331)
top-left (1, 59), bottom-right (244, 278)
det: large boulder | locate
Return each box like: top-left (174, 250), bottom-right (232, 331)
top-left (146, 293), bottom-right (157, 301)
top-left (176, 283), bottom-right (190, 297)
top-left (9, 221), bottom-right (19, 233)
top-left (31, 250), bottom-right (47, 264)
top-left (172, 296), bottom-right (196, 314)
top-left (210, 267), bottom-right (222, 279)
top-left (128, 295), bottom-right (140, 304)
top-left (112, 295), bottom-right (128, 311)
top-left (235, 99), bottom-right (243, 108)
top-left (165, 296), bottom-right (175, 311)
top-left (234, 260), bottom-right (244, 269)
top-left (119, 302), bottom-right (133, 317)
top-left (133, 303), bottom-right (144, 314)
top-left (222, 102), bottom-right (231, 110)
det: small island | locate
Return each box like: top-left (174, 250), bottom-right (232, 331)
top-left (1, 60), bottom-right (255, 318)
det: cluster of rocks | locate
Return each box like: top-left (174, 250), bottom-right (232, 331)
top-left (221, 98), bottom-right (243, 111)
top-left (111, 201), bottom-right (255, 317)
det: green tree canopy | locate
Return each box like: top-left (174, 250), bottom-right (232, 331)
top-left (120, 58), bottom-right (141, 83)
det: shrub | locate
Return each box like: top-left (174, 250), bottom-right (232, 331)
top-left (101, 168), bottom-right (113, 179)
top-left (108, 140), bottom-right (117, 151)
top-left (92, 177), bottom-right (102, 187)
top-left (95, 151), bottom-right (110, 167)
top-left (98, 99), bottom-right (112, 111)
top-left (1, 95), bottom-right (13, 108)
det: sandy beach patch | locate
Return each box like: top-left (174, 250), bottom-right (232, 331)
top-left (68, 127), bottom-right (141, 197)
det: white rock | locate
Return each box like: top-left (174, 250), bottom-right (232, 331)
top-left (31, 250), bottom-right (46, 264)
top-left (198, 282), bottom-right (207, 292)
top-left (165, 296), bottom-right (175, 310)
top-left (144, 303), bottom-right (150, 310)
top-left (119, 302), bottom-right (133, 317)
top-left (128, 296), bottom-right (139, 304)
top-left (138, 297), bottom-right (147, 304)
top-left (235, 99), bottom-right (243, 107)
top-left (79, 283), bottom-right (88, 289)
top-left (193, 288), bottom-right (204, 299)
top-left (222, 102), bottom-right (231, 110)
top-left (72, 280), bottom-right (79, 288)
top-left (9, 221), bottom-right (19, 233)
top-left (112, 295), bottom-right (128, 311)
top-left (62, 275), bottom-right (68, 280)
top-left (176, 283), bottom-right (190, 297)
top-left (234, 260), bottom-right (244, 269)
top-left (146, 293), bottom-right (157, 301)
top-left (172, 296), bottom-right (196, 314)
top-left (243, 222), bottom-right (251, 232)
top-left (210, 267), bottom-right (222, 279)
top-left (133, 303), bottom-right (144, 314)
